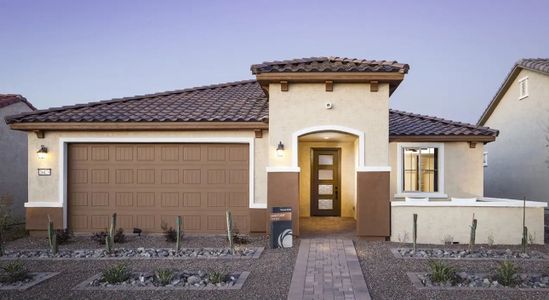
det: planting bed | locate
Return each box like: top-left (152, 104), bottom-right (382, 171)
top-left (75, 270), bottom-right (250, 290)
top-left (392, 248), bottom-right (548, 260)
top-left (1, 247), bottom-right (264, 260)
top-left (408, 272), bottom-right (549, 290)
top-left (0, 272), bottom-right (59, 290)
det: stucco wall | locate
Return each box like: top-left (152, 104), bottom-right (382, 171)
top-left (483, 69), bottom-right (549, 203)
top-left (26, 130), bottom-right (268, 208)
top-left (268, 82), bottom-right (389, 167)
top-left (391, 205), bottom-right (544, 245)
top-left (0, 102), bottom-right (33, 219)
top-left (389, 142), bottom-right (484, 199)
top-left (298, 141), bottom-right (356, 217)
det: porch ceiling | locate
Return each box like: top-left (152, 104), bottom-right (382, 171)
top-left (298, 131), bottom-right (357, 142)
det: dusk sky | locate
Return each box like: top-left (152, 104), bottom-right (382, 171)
top-left (1, 0), bottom-right (548, 123)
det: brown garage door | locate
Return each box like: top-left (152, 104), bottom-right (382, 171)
top-left (68, 143), bottom-right (249, 233)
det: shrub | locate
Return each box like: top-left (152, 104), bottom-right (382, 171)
top-left (91, 228), bottom-right (125, 245)
top-left (160, 222), bottom-right (182, 243)
top-left (428, 260), bottom-right (456, 284)
top-left (55, 229), bottom-right (72, 245)
top-left (495, 261), bottom-right (518, 287)
top-left (101, 263), bottom-right (130, 284)
top-left (486, 234), bottom-right (495, 247)
top-left (154, 268), bottom-right (174, 286)
top-left (0, 261), bottom-right (29, 283)
top-left (442, 235), bottom-right (454, 245)
top-left (208, 271), bottom-right (226, 284)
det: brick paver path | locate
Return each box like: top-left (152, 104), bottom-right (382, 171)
top-left (288, 239), bottom-right (371, 300)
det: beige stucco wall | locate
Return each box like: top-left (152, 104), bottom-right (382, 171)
top-left (391, 205), bottom-right (545, 245)
top-left (389, 142), bottom-right (484, 200)
top-left (298, 141), bottom-right (356, 218)
top-left (483, 69), bottom-right (549, 203)
top-left (268, 82), bottom-right (389, 167)
top-left (27, 130), bottom-right (269, 207)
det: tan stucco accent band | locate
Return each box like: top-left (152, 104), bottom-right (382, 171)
top-left (389, 135), bottom-right (496, 143)
top-left (10, 122), bottom-right (269, 131)
top-left (26, 207), bottom-right (64, 232)
top-left (267, 172), bottom-right (300, 236)
top-left (356, 171), bottom-right (390, 238)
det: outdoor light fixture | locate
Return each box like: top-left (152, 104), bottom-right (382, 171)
top-left (37, 145), bottom-right (48, 159)
top-left (276, 141), bottom-right (285, 157)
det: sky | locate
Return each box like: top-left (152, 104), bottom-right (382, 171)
top-left (1, 0), bottom-right (548, 124)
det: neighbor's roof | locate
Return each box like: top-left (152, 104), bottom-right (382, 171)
top-left (478, 58), bottom-right (549, 126)
top-left (251, 57), bottom-right (409, 74)
top-left (5, 80), bottom-right (497, 140)
top-left (0, 94), bottom-right (36, 111)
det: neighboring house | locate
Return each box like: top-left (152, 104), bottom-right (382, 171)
top-left (478, 59), bottom-right (549, 208)
top-left (5, 57), bottom-right (546, 244)
top-left (0, 94), bottom-right (36, 220)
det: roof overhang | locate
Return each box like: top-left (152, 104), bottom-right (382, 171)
top-left (389, 135), bottom-right (496, 143)
top-left (9, 121), bottom-right (269, 131)
top-left (255, 72), bottom-right (406, 96)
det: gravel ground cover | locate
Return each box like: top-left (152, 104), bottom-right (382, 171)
top-left (355, 241), bottom-right (549, 300)
top-left (409, 272), bottom-right (549, 289)
top-left (0, 272), bottom-right (59, 291)
top-left (0, 235), bottom-right (298, 300)
top-left (394, 247), bottom-right (548, 260)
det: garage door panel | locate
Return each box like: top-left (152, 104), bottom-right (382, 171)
top-left (68, 143), bottom-right (249, 233)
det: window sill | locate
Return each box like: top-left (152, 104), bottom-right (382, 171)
top-left (394, 193), bottom-right (448, 199)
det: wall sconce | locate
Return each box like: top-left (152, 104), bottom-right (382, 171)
top-left (37, 145), bottom-right (48, 160)
top-left (276, 141), bottom-right (285, 157)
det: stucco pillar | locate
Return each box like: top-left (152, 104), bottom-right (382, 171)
top-left (267, 171), bottom-right (300, 236)
top-left (356, 171), bottom-right (390, 239)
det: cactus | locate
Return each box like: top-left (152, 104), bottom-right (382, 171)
top-left (47, 215), bottom-right (58, 255)
top-left (468, 215), bottom-right (477, 251)
top-left (106, 213), bottom-right (117, 253)
top-left (521, 197), bottom-right (527, 254)
top-left (176, 216), bottom-right (182, 251)
top-left (226, 209), bottom-right (234, 255)
top-left (412, 213), bottom-right (417, 253)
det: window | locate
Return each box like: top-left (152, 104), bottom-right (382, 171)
top-left (483, 152), bottom-right (488, 167)
top-left (402, 147), bottom-right (439, 193)
top-left (519, 77), bottom-right (528, 99)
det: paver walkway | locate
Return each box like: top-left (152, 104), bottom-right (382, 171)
top-left (288, 239), bottom-right (371, 300)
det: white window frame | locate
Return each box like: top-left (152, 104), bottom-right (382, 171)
top-left (395, 142), bottom-right (447, 198)
top-left (483, 151), bottom-right (488, 167)
top-left (518, 76), bottom-right (528, 100)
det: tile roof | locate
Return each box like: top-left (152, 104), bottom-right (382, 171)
top-left (6, 80), bottom-right (268, 123)
top-left (251, 57), bottom-right (409, 74)
top-left (0, 94), bottom-right (36, 111)
top-left (517, 58), bottom-right (549, 75)
top-left (5, 80), bottom-right (496, 139)
top-left (389, 109), bottom-right (497, 138)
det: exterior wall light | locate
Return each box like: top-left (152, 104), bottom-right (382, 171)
top-left (37, 145), bottom-right (48, 159)
top-left (276, 141), bottom-right (285, 157)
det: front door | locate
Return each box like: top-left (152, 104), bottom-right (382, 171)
top-left (311, 148), bottom-right (341, 216)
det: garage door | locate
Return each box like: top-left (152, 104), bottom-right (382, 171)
top-left (68, 143), bottom-right (250, 233)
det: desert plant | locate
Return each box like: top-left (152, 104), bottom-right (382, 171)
top-left (105, 213), bottom-right (117, 253)
top-left (469, 215), bottom-right (477, 251)
top-left (55, 229), bottom-right (72, 245)
top-left (47, 215), bottom-right (58, 255)
top-left (176, 216), bottom-right (182, 250)
top-left (0, 261), bottom-right (29, 283)
top-left (428, 260), bottom-right (456, 284)
top-left (91, 228), bottom-right (125, 245)
top-left (208, 271), bottom-right (227, 284)
top-left (412, 213), bottom-right (418, 253)
top-left (160, 222), bottom-right (177, 243)
top-left (521, 197), bottom-right (528, 254)
top-left (154, 268), bottom-right (174, 286)
top-left (442, 235), bottom-right (454, 245)
top-left (528, 232), bottom-right (536, 244)
top-left (232, 230), bottom-right (250, 245)
top-left (398, 231), bottom-right (409, 243)
top-left (486, 233), bottom-right (495, 247)
top-left (495, 261), bottom-right (518, 287)
top-left (226, 209), bottom-right (234, 254)
top-left (101, 263), bottom-right (130, 284)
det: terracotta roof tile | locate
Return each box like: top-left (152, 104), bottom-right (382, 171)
top-left (0, 94), bottom-right (36, 110)
top-left (251, 56), bottom-right (409, 74)
top-left (5, 80), bottom-right (496, 138)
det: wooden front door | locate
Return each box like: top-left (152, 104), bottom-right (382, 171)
top-left (310, 148), bottom-right (341, 216)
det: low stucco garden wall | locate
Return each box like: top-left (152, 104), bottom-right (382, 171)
top-left (391, 203), bottom-right (545, 245)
